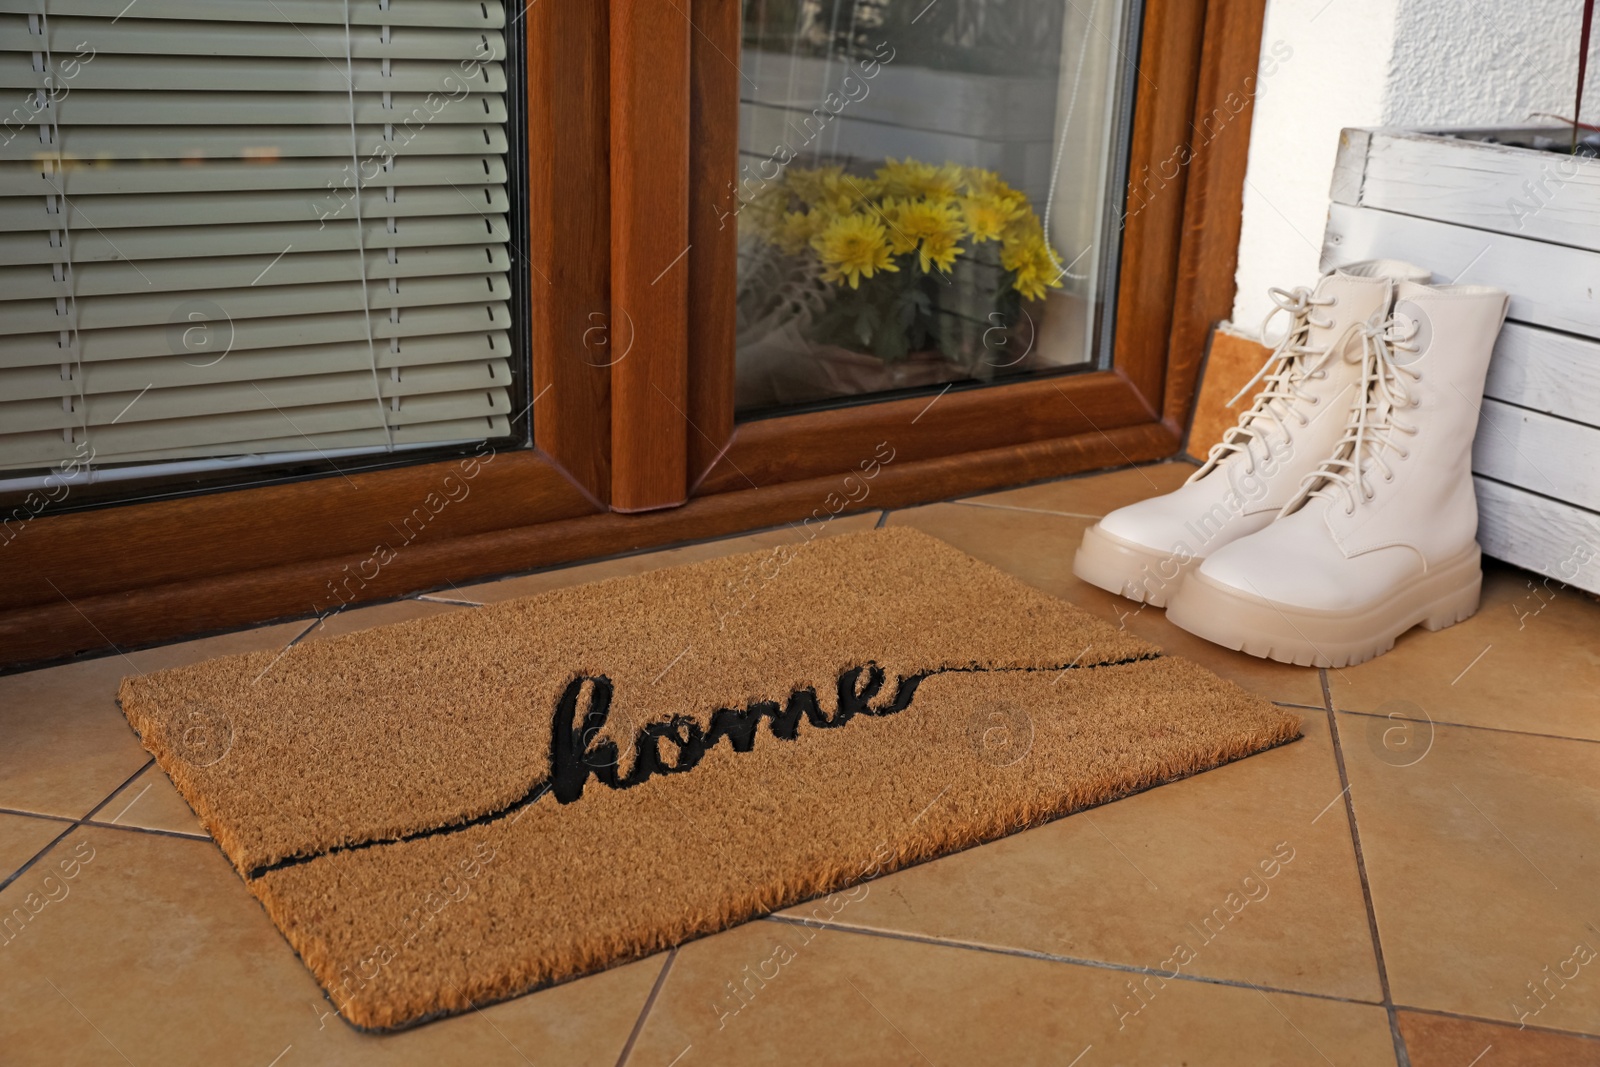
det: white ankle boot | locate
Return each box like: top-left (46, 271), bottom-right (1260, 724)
top-left (1166, 281), bottom-right (1511, 667)
top-left (1072, 260), bottom-right (1429, 607)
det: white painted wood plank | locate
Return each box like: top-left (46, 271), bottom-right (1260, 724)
top-left (1475, 476), bottom-right (1600, 595)
top-left (1321, 202), bottom-right (1600, 339)
top-left (1353, 129), bottom-right (1600, 251)
top-left (1485, 323), bottom-right (1600, 427)
top-left (1329, 127), bottom-right (1370, 207)
top-left (1472, 398), bottom-right (1600, 512)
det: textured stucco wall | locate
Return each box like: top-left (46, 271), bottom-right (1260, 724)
top-left (1229, 0), bottom-right (1600, 334)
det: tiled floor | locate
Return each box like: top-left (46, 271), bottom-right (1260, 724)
top-left (3, 461), bottom-right (1598, 1065)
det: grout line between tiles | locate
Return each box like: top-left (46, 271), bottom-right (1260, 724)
top-left (0, 820), bottom-right (79, 894)
top-left (1393, 1002), bottom-right (1600, 1043)
top-left (1322, 669), bottom-right (1411, 1067)
top-left (0, 759), bottom-right (152, 893)
top-left (616, 948), bottom-right (677, 1067)
top-left (0, 807), bottom-right (78, 825)
top-left (79, 820), bottom-right (208, 842)
top-left (762, 916), bottom-right (1386, 1011)
top-left (1335, 707), bottom-right (1600, 748)
top-left (82, 759), bottom-right (156, 823)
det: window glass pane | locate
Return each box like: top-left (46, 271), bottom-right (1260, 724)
top-left (735, 0), bottom-right (1136, 415)
top-left (0, 1), bottom-right (529, 505)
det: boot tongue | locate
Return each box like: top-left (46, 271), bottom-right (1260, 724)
top-left (1306, 270), bottom-right (1389, 350)
top-left (1240, 273), bottom-right (1350, 447)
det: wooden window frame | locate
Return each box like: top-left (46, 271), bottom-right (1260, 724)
top-left (0, 0), bottom-right (1267, 668)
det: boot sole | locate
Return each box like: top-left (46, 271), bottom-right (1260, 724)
top-left (1165, 544), bottom-right (1482, 668)
top-left (1072, 523), bottom-right (1198, 608)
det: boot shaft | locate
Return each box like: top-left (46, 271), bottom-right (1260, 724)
top-left (1325, 282), bottom-right (1509, 558)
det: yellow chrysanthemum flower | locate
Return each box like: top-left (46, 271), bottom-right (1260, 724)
top-left (876, 197), bottom-right (917, 255)
top-left (1002, 227), bottom-right (1065, 302)
top-left (958, 194), bottom-right (1024, 244)
top-left (739, 182), bottom-right (789, 240)
top-left (919, 230), bottom-right (963, 274)
top-left (784, 165), bottom-right (842, 204)
top-left (811, 212), bottom-right (898, 289)
top-left (879, 197), bottom-right (966, 272)
top-left (876, 157), bottom-right (962, 202)
top-left (775, 209), bottom-right (823, 255)
top-left (786, 165), bottom-right (874, 214)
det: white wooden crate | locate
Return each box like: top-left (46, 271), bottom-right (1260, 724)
top-left (1321, 126), bottom-right (1600, 595)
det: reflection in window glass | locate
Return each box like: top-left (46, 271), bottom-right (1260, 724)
top-left (735, 0), bottom-right (1135, 414)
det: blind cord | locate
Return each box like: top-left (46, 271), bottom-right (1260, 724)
top-left (1041, 0), bottom-right (1101, 284)
top-left (342, 0), bottom-right (395, 453)
top-left (37, 11), bottom-right (88, 454)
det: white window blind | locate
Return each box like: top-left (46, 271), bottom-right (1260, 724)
top-left (0, 0), bottom-right (515, 474)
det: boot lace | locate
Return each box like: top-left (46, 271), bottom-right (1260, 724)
top-left (1189, 286), bottom-right (1338, 482)
top-left (1298, 317), bottom-right (1422, 515)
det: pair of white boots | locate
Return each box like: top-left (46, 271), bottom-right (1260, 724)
top-left (1073, 261), bottom-right (1510, 667)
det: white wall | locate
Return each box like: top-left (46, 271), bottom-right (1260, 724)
top-left (1230, 0), bottom-right (1600, 334)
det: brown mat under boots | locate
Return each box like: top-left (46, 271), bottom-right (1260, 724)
top-left (118, 526), bottom-right (1299, 1030)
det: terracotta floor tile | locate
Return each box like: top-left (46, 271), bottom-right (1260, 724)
top-left (1340, 715), bottom-right (1600, 1034)
top-left (0, 621), bottom-right (307, 819)
top-left (775, 705), bottom-right (1381, 1002)
top-left (300, 597), bottom-right (467, 642)
top-left (887, 501), bottom-right (1324, 705)
top-left (92, 763), bottom-right (206, 838)
top-left (0, 812), bottom-right (69, 884)
top-left (962, 461), bottom-right (1196, 517)
top-left (628, 922), bottom-right (1397, 1066)
top-left (1398, 1010), bottom-right (1600, 1066)
top-left (0, 827), bottom-right (662, 1066)
top-left (455, 511), bottom-right (881, 604)
top-left (1329, 561), bottom-right (1600, 742)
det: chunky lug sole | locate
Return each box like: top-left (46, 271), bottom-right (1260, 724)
top-left (1165, 545), bottom-right (1483, 668)
top-left (1073, 523), bottom-right (1199, 608)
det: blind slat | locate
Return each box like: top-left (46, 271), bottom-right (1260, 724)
top-left (11, 91), bottom-right (507, 126)
top-left (0, 245), bottom-right (512, 300)
top-left (0, 21), bottom-right (506, 62)
top-left (0, 0), bottom-right (506, 29)
top-left (7, 360), bottom-right (510, 433)
top-left (0, 156), bottom-right (507, 197)
top-left (0, 215), bottom-right (509, 265)
top-left (0, 55), bottom-right (505, 93)
top-left (0, 185), bottom-right (509, 231)
top-left (0, 273), bottom-right (509, 333)
top-left (1, 332), bottom-right (512, 400)
top-left (1, 302), bottom-right (512, 369)
top-left (0, 123), bottom-right (509, 162)
top-left (0, 398), bottom-right (509, 467)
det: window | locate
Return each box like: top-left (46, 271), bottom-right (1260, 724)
top-left (732, 0), bottom-right (1137, 415)
top-left (0, 0), bottom-right (526, 497)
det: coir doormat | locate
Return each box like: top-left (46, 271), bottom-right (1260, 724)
top-left (119, 526), bottom-right (1298, 1030)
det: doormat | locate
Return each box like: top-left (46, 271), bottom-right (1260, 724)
top-left (118, 526), bottom-right (1299, 1031)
